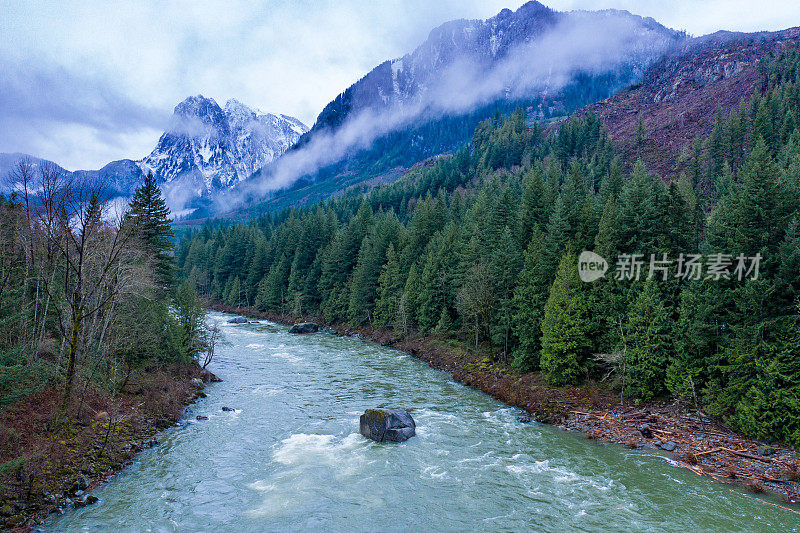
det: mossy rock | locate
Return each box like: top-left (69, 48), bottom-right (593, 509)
top-left (288, 323), bottom-right (319, 334)
top-left (359, 408), bottom-right (415, 442)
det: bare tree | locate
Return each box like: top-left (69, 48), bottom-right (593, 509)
top-left (22, 166), bottom-right (142, 419)
top-left (201, 321), bottom-right (223, 369)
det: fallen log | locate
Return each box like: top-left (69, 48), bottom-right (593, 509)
top-left (722, 448), bottom-right (779, 464)
top-left (694, 447), bottom-right (725, 457)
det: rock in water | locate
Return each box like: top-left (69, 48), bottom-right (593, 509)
top-left (359, 409), bottom-right (415, 442)
top-left (228, 317), bottom-right (248, 324)
top-left (73, 494), bottom-right (98, 508)
top-left (288, 322), bottom-right (319, 334)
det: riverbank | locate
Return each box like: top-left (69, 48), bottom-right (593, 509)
top-left (0, 363), bottom-right (216, 531)
top-left (213, 303), bottom-right (800, 506)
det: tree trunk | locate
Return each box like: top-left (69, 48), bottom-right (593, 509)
top-left (60, 313), bottom-right (82, 417)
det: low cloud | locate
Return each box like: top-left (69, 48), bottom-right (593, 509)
top-left (220, 11), bottom-right (676, 211)
top-left (0, 55), bottom-right (166, 170)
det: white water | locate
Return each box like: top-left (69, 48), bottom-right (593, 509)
top-left (46, 312), bottom-right (800, 532)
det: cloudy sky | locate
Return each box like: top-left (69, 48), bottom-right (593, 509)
top-left (2, 0), bottom-right (799, 170)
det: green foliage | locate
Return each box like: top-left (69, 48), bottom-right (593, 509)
top-left (540, 252), bottom-right (592, 386)
top-left (511, 227), bottom-right (548, 371)
top-left (127, 173), bottom-right (175, 291)
top-left (163, 280), bottom-right (208, 363)
top-left (373, 244), bottom-right (403, 329)
top-left (174, 50), bottom-right (800, 445)
top-left (624, 280), bottom-right (673, 400)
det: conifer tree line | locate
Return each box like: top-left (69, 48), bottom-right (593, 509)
top-left (0, 170), bottom-right (210, 417)
top-left (178, 48), bottom-right (800, 444)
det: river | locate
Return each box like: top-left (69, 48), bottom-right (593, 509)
top-left (47, 312), bottom-right (798, 532)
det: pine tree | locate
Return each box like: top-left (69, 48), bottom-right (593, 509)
top-left (417, 229), bottom-right (459, 333)
top-left (491, 226), bottom-right (522, 359)
top-left (398, 263), bottom-right (422, 334)
top-left (127, 173), bottom-right (174, 290)
top-left (666, 281), bottom-right (726, 402)
top-left (708, 137), bottom-right (785, 263)
top-left (617, 160), bottom-right (660, 253)
top-left (373, 244), bottom-right (402, 329)
top-left (512, 227), bottom-right (547, 371)
top-left (624, 279), bottom-right (672, 400)
top-left (434, 307), bottom-right (454, 335)
top-left (517, 166), bottom-right (548, 247)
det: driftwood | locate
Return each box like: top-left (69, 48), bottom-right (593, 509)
top-left (565, 404), bottom-right (800, 500)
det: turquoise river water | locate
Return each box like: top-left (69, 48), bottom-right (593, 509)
top-left (46, 312), bottom-right (800, 532)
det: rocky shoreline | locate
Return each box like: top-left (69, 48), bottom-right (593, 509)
top-left (0, 364), bottom-right (218, 532)
top-left (214, 303), bottom-right (800, 509)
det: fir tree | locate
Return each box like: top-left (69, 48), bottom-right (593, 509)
top-left (373, 244), bottom-right (402, 329)
top-left (127, 173), bottom-right (175, 291)
top-left (512, 227), bottom-right (547, 371)
top-left (540, 252), bottom-right (592, 386)
top-left (624, 280), bottom-right (672, 400)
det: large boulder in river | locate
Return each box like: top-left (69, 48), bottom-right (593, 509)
top-left (228, 316), bottom-right (248, 324)
top-left (288, 322), bottom-right (319, 334)
top-left (359, 408), bottom-right (416, 442)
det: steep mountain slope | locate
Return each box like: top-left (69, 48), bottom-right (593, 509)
top-left (579, 27), bottom-right (800, 177)
top-left (304, 1), bottom-right (679, 140)
top-left (221, 1), bottom-right (684, 217)
top-left (139, 96), bottom-right (307, 210)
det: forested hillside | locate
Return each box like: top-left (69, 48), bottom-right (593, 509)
top-left (215, 71), bottom-right (645, 219)
top-left (178, 47), bottom-right (800, 445)
top-left (0, 169), bottom-right (213, 512)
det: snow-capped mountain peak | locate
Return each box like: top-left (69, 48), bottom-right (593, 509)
top-left (138, 95), bottom-right (308, 196)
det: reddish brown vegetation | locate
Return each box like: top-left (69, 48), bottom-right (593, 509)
top-left (579, 28), bottom-right (800, 177)
top-left (0, 363), bottom-right (206, 530)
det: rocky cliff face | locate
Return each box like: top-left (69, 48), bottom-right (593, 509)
top-left (303, 1), bottom-right (683, 142)
top-left (138, 95), bottom-right (307, 196)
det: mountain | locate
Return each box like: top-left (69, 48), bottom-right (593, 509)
top-left (139, 96), bottom-right (307, 193)
top-left (222, 1), bottom-right (684, 217)
top-left (577, 27), bottom-right (800, 177)
top-left (0, 152), bottom-right (68, 188)
top-left (1, 96), bottom-right (307, 215)
top-left (306, 2), bottom-right (678, 139)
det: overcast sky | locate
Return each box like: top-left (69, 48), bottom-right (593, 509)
top-left (2, 0), bottom-right (799, 170)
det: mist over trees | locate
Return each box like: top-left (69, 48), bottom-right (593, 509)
top-left (178, 47), bottom-right (800, 445)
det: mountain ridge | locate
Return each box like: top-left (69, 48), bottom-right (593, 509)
top-left (1, 95), bottom-right (307, 214)
top-left (577, 26), bottom-right (800, 177)
top-left (212, 1), bottom-right (684, 218)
